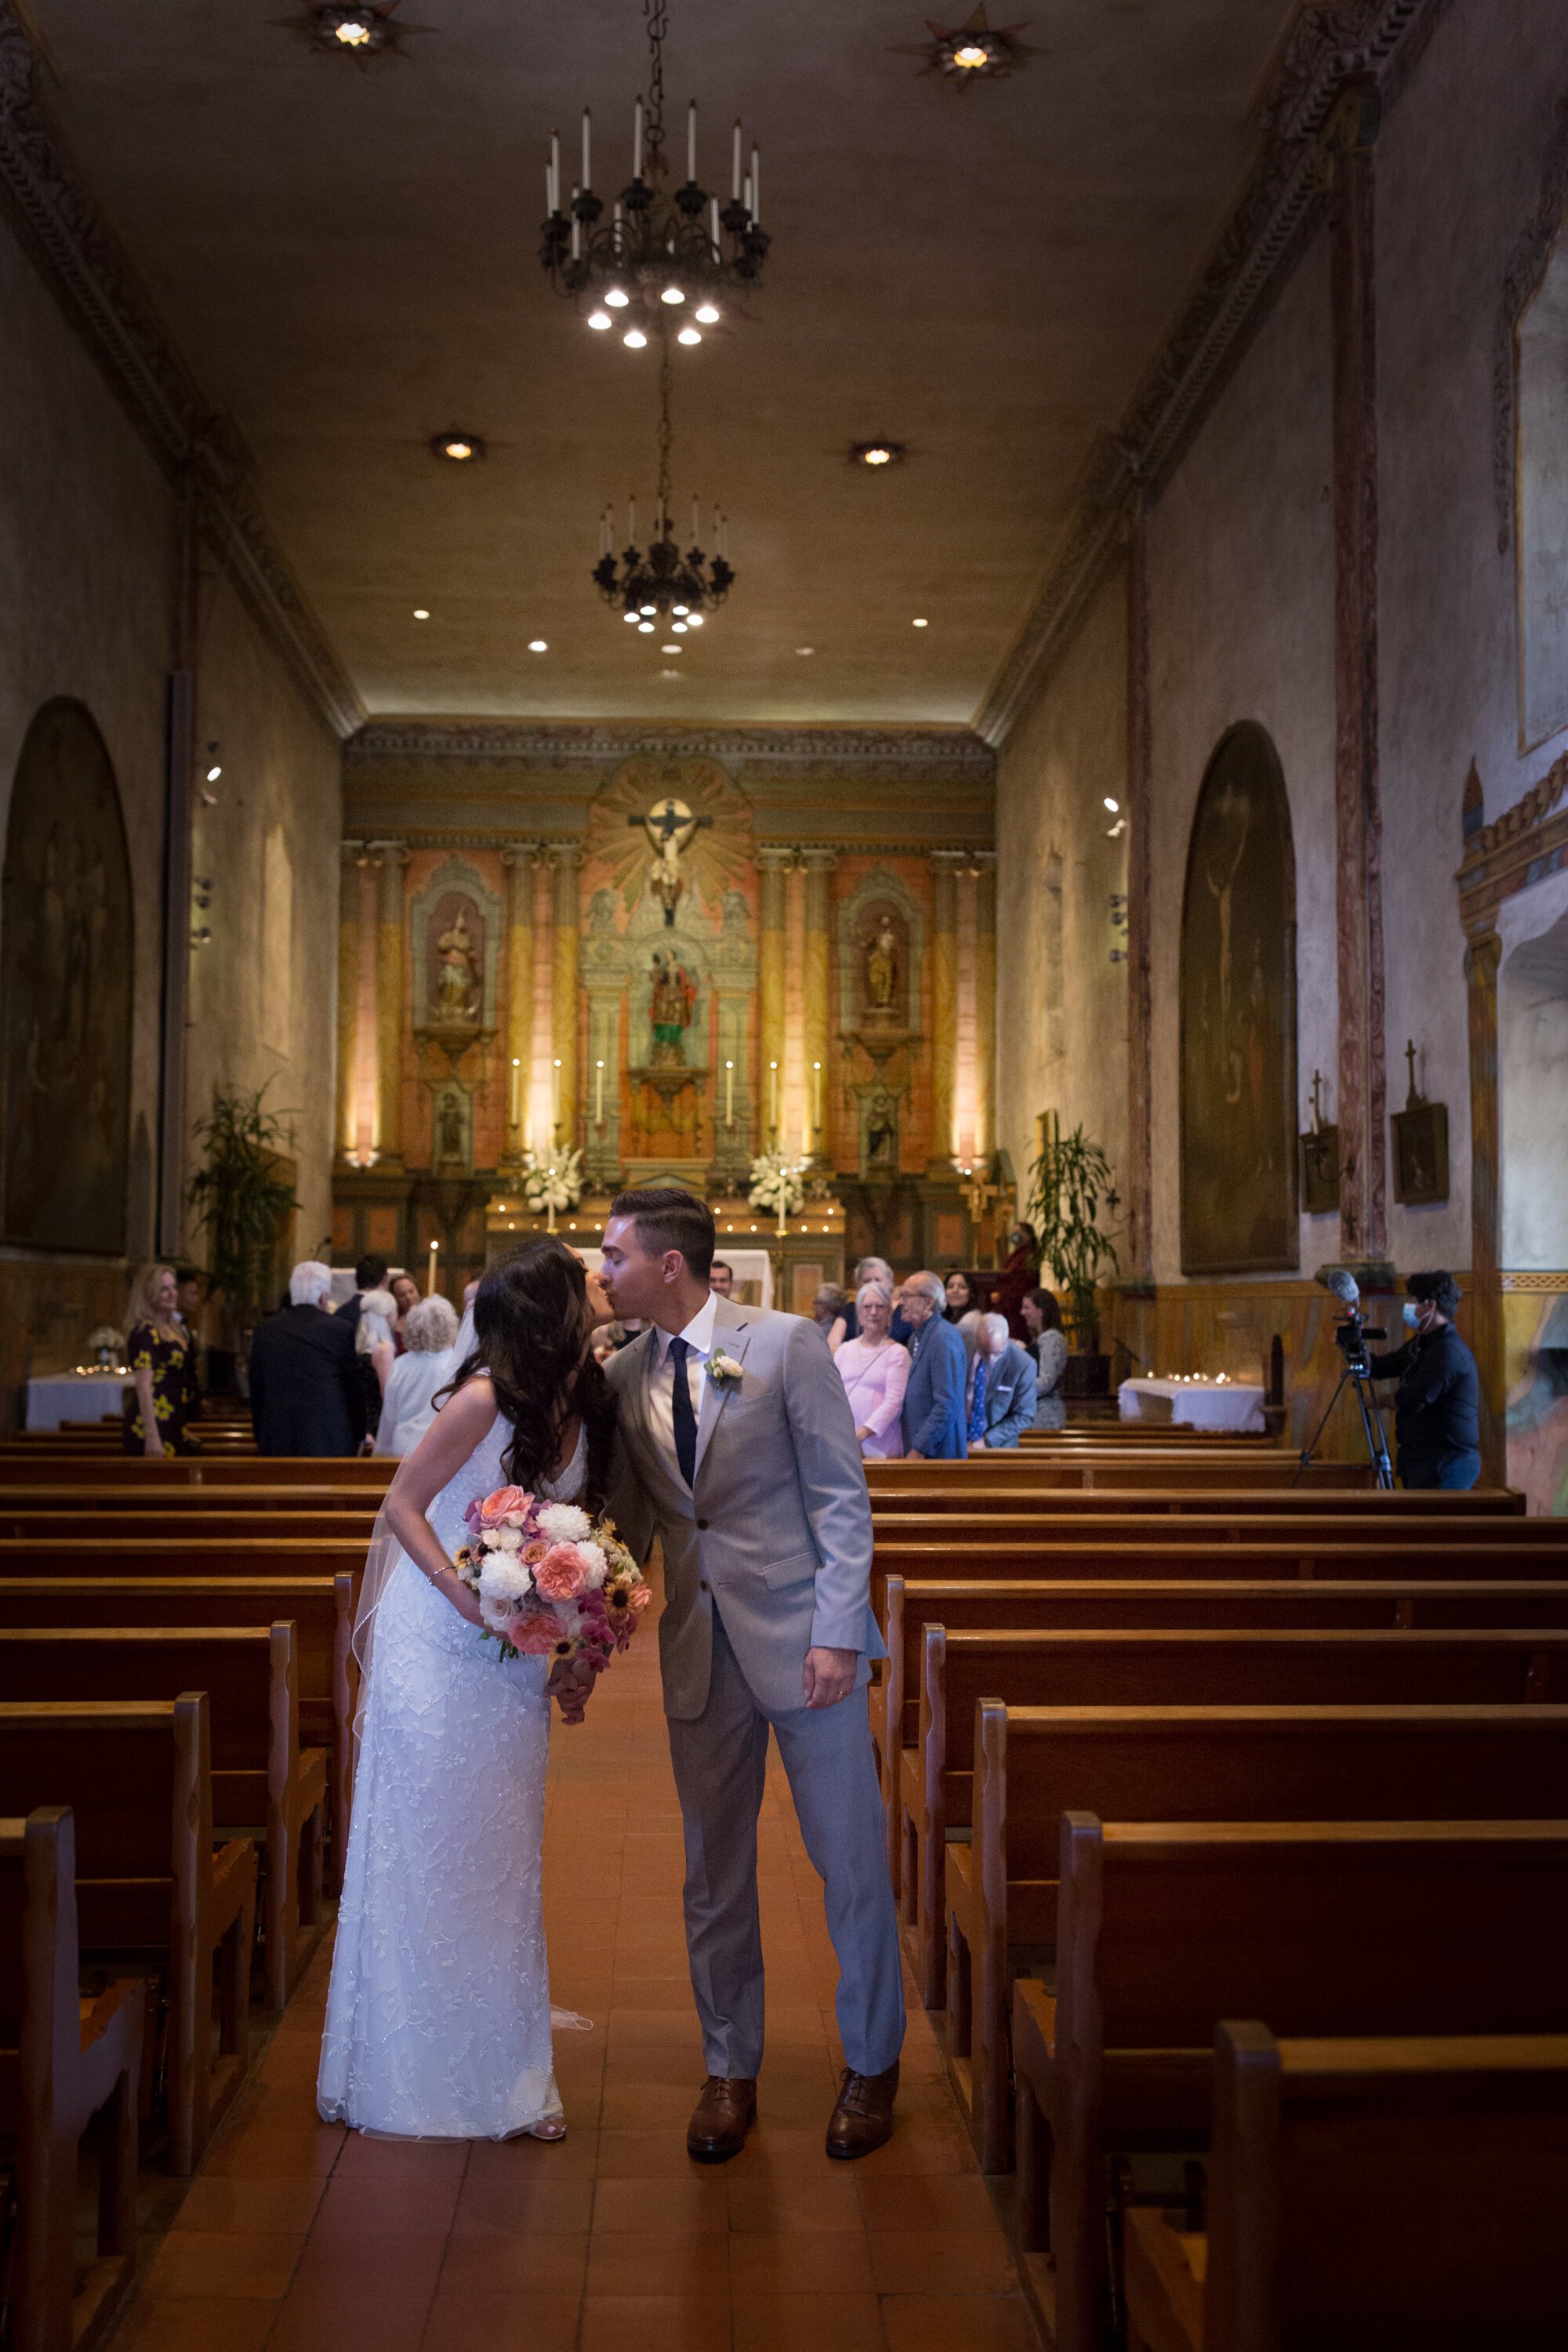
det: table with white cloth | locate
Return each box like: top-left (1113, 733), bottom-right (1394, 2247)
top-left (1117, 1376), bottom-right (1266, 1434)
top-left (25, 1370), bottom-right (130, 1431)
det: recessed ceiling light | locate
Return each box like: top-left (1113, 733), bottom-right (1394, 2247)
top-left (912, 616), bottom-right (928, 627)
top-left (662, 643), bottom-right (682, 654)
top-left (279, 2), bottom-right (427, 64)
top-left (430, 431), bottom-right (485, 463)
top-left (528, 640), bottom-right (548, 652)
top-left (1104, 797), bottom-right (1120, 812)
top-left (796, 646), bottom-right (815, 656)
top-left (412, 608), bottom-right (430, 619)
top-left (659, 668), bottom-right (681, 679)
top-left (851, 440), bottom-right (906, 467)
top-left (205, 763), bottom-right (223, 782)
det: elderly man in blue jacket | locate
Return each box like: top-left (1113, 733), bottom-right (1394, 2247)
top-left (964, 1310), bottom-right (1038, 1452)
top-left (897, 1271), bottom-right (968, 1459)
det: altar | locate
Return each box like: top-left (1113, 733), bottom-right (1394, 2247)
top-left (1118, 1376), bottom-right (1266, 1434)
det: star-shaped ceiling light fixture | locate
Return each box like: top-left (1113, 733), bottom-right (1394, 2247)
top-left (898, 7), bottom-right (1037, 83)
top-left (276, 2), bottom-right (430, 66)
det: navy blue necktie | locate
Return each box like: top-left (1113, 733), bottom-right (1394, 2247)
top-left (668, 1335), bottom-right (698, 1487)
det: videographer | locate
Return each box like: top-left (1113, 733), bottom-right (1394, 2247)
top-left (1367, 1271), bottom-right (1481, 1490)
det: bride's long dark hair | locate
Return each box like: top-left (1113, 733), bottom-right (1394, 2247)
top-left (441, 1240), bottom-right (617, 1507)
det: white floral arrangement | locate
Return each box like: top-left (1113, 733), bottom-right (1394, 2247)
top-left (747, 1151), bottom-right (804, 1217)
top-left (520, 1147), bottom-right (584, 1213)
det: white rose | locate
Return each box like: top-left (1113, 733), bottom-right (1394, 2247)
top-left (573, 1539), bottom-right (608, 1590)
top-left (477, 1556), bottom-right (533, 1603)
top-left (485, 1524), bottom-right (524, 1552)
top-left (537, 1501), bottom-right (592, 1543)
top-left (479, 1592), bottom-right (514, 1632)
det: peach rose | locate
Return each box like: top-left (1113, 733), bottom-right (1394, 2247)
top-left (535, 1542), bottom-right (590, 1602)
top-left (478, 1484), bottom-right (535, 1529)
top-left (508, 1610), bottom-right (561, 1656)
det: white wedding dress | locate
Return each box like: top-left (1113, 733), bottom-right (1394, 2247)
top-left (318, 1410), bottom-right (585, 2138)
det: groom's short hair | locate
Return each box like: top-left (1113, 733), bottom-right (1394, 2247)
top-left (609, 1186), bottom-right (716, 1279)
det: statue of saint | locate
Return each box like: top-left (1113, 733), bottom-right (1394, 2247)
top-left (865, 916), bottom-right (899, 1014)
top-left (648, 949), bottom-right (697, 1068)
top-left (437, 1091), bottom-right (466, 1166)
top-left (433, 903), bottom-right (481, 1024)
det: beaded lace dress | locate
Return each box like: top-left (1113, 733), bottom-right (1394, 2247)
top-left (318, 1412), bottom-right (585, 2137)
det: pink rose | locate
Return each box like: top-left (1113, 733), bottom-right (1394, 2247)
top-left (478, 1484), bottom-right (535, 1530)
top-left (629, 1581), bottom-right (652, 1613)
top-left (535, 1542), bottom-right (590, 1602)
top-left (508, 1609), bottom-right (561, 1656)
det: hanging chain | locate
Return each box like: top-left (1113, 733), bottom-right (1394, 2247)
top-left (655, 339), bottom-right (673, 525)
top-left (643, 0), bottom-right (667, 169)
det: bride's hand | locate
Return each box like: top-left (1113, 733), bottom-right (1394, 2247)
top-left (546, 1653), bottom-right (596, 1724)
top-left (435, 1568), bottom-right (484, 1628)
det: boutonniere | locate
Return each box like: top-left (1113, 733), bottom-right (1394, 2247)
top-left (707, 1352), bottom-right (744, 1390)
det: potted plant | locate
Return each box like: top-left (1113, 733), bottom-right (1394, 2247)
top-left (1025, 1120), bottom-right (1120, 1396)
top-left (185, 1083), bottom-right (302, 1378)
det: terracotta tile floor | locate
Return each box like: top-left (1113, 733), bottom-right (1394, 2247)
top-left (104, 1599), bottom-right (1037, 2351)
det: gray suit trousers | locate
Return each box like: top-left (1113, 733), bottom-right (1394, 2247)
top-left (666, 1610), bottom-right (906, 2081)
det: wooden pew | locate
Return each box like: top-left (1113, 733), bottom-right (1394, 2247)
top-left (909, 1627), bottom-right (1568, 2008)
top-left (1125, 2024), bottom-right (1568, 2352)
top-left (0, 1577), bottom-right (358, 1889)
top-left (0, 1537), bottom-right (368, 1584)
top-left (877, 1574), bottom-right (1568, 1864)
top-left (1012, 1819), bottom-right (1568, 2352)
top-left (869, 1483), bottom-right (1526, 1516)
top-left (873, 1457), bottom-right (1379, 1493)
top-left (0, 1699), bottom-right (255, 2172)
top-left (0, 1486), bottom-right (380, 1517)
top-left (948, 1701), bottom-right (1568, 2174)
top-left (0, 1807), bottom-right (145, 2352)
top-left (0, 1456), bottom-right (394, 1488)
top-left (0, 1510), bottom-right (378, 1544)
top-left (0, 1630), bottom-right (325, 2010)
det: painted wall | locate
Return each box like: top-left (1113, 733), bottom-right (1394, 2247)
top-left (0, 204), bottom-right (341, 1417)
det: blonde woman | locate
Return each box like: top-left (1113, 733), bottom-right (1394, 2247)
top-left (122, 1264), bottom-right (198, 1456)
top-left (834, 1283), bottom-right (910, 1458)
top-left (355, 1287), bottom-right (399, 1398)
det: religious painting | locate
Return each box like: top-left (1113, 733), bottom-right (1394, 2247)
top-left (2, 699), bottom-right (133, 1252)
top-left (1392, 1100), bottom-right (1449, 1205)
top-left (426, 891), bottom-right (484, 1028)
top-left (1179, 722), bottom-right (1299, 1273)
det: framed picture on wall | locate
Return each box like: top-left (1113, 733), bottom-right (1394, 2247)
top-left (1392, 1101), bottom-right (1449, 1206)
top-left (1298, 1123), bottom-right (1341, 1216)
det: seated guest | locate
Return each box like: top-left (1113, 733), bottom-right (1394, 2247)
top-left (944, 1270), bottom-right (975, 1322)
top-left (898, 1270), bottom-right (967, 1460)
top-left (388, 1271), bottom-right (421, 1352)
top-left (964, 1310), bottom-right (1037, 1452)
top-left (709, 1259), bottom-right (734, 1297)
top-left (249, 1261), bottom-right (368, 1457)
top-left (835, 1283), bottom-right (910, 1457)
top-left (373, 1294), bottom-right (459, 1456)
top-left (1020, 1287), bottom-right (1068, 1431)
top-left (122, 1262), bottom-right (198, 1457)
top-left (813, 1282), bottom-right (849, 1355)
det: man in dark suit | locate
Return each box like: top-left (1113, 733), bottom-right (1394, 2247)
top-left (249, 1261), bottom-right (368, 1457)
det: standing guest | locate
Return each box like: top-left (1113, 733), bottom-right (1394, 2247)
top-left (840, 1256), bottom-right (897, 1345)
top-left (898, 1272), bottom-right (967, 1460)
top-left (389, 1271), bottom-right (421, 1352)
top-left (991, 1221), bottom-right (1040, 1339)
top-left (373, 1294), bottom-right (460, 1456)
top-left (1021, 1287), bottom-right (1069, 1432)
top-left (835, 1283), bottom-right (910, 1458)
top-left (944, 1271), bottom-right (975, 1323)
top-left (964, 1311), bottom-right (1037, 1453)
top-left (709, 1261), bottom-right (734, 1298)
top-left (122, 1264), bottom-right (198, 1457)
top-left (355, 1287), bottom-right (399, 1436)
top-left (813, 1283), bottom-right (850, 1355)
top-left (338, 1254), bottom-right (390, 1347)
top-left (1367, 1271), bottom-right (1482, 1490)
top-left (173, 1263), bottom-right (207, 1417)
top-left (249, 1261), bottom-right (368, 1457)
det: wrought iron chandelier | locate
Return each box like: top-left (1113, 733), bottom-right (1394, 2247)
top-left (593, 347), bottom-right (733, 628)
top-left (539, 0), bottom-right (768, 351)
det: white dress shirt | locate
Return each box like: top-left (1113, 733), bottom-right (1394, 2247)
top-left (646, 1290), bottom-right (719, 1477)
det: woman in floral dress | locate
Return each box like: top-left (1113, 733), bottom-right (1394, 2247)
top-left (122, 1263), bottom-right (198, 1455)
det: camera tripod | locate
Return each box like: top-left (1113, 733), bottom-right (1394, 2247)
top-left (1294, 1360), bottom-right (1394, 1488)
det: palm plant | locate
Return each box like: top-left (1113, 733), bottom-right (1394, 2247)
top-left (1025, 1120), bottom-right (1120, 1352)
top-left (186, 1083), bottom-right (301, 1327)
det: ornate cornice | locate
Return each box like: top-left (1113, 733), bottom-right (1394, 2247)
top-left (345, 718), bottom-right (996, 786)
top-left (0, 2), bottom-right (364, 739)
top-left (1456, 750), bottom-right (1568, 932)
top-left (974, 0), bottom-right (1454, 746)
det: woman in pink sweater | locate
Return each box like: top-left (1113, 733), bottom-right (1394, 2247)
top-left (834, 1282), bottom-right (910, 1458)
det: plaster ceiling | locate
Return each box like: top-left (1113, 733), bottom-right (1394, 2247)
top-left (25, 0), bottom-right (1293, 727)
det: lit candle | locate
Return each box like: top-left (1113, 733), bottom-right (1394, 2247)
top-left (571, 186), bottom-right (580, 260)
top-left (426, 1238), bottom-right (439, 1297)
top-left (550, 129), bottom-right (560, 211)
top-left (687, 99), bottom-right (697, 182)
top-left (731, 118), bottom-right (742, 200)
top-left (750, 143), bottom-right (760, 225)
top-left (768, 1058), bottom-right (779, 1132)
top-left (724, 1058), bottom-right (735, 1127)
top-left (582, 106), bottom-right (591, 189)
top-left (710, 195), bottom-right (720, 250)
top-left (545, 158), bottom-right (554, 216)
top-left (594, 1058), bottom-right (605, 1124)
top-left (552, 1055), bottom-right (562, 1137)
top-left (546, 1170), bottom-right (557, 1235)
top-left (510, 1055), bottom-right (521, 1129)
top-left (811, 1058), bottom-right (822, 1135)
top-left (742, 174), bottom-right (752, 216)
top-left (634, 95), bottom-right (644, 180)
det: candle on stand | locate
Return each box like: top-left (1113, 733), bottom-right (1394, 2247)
top-left (811, 1058), bottom-right (822, 1138)
top-left (571, 187), bottom-right (580, 261)
top-left (768, 1058), bottom-right (779, 1134)
top-left (731, 118), bottom-right (742, 200)
top-left (550, 129), bottom-right (560, 211)
top-left (724, 1058), bottom-right (735, 1127)
top-left (426, 1239), bottom-right (439, 1297)
top-left (687, 99), bottom-right (697, 182)
top-left (750, 143), bottom-right (760, 225)
top-left (509, 1056), bottom-right (521, 1131)
top-left (594, 1058), bottom-right (605, 1125)
top-left (710, 195), bottom-right (720, 251)
top-left (546, 1174), bottom-right (557, 1236)
top-left (777, 1178), bottom-right (787, 1240)
top-left (582, 107), bottom-right (591, 189)
top-left (552, 1057), bottom-right (562, 1141)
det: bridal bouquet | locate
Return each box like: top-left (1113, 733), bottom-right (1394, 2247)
top-left (453, 1485), bottom-right (649, 1693)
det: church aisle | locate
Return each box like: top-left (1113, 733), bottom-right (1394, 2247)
top-left (106, 1592), bottom-right (1036, 2352)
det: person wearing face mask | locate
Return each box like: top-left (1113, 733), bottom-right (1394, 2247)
top-left (1366, 1271), bottom-right (1481, 1490)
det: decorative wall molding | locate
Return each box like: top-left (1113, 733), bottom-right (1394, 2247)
top-left (1456, 750), bottom-right (1568, 934)
top-left (1492, 96), bottom-right (1568, 556)
top-left (974, 0), bottom-right (1454, 746)
top-left (347, 718), bottom-right (996, 786)
top-left (0, 2), bottom-right (364, 739)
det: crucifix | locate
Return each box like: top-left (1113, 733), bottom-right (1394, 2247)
top-left (628, 795), bottom-right (713, 926)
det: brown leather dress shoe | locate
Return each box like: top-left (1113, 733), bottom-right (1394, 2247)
top-left (826, 2061), bottom-right (899, 2159)
top-left (687, 2075), bottom-right (757, 2162)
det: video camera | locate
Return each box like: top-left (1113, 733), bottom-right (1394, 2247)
top-left (1319, 1268), bottom-right (1385, 1372)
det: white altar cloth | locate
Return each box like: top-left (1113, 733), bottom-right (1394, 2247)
top-left (1118, 1377), bottom-right (1266, 1434)
top-left (26, 1371), bottom-right (129, 1431)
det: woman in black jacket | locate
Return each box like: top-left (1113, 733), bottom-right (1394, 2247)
top-left (1367, 1271), bottom-right (1481, 1490)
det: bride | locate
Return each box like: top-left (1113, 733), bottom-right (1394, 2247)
top-left (318, 1239), bottom-right (615, 2140)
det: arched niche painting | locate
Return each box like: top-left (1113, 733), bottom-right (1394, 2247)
top-left (1179, 722), bottom-right (1299, 1274)
top-left (2, 700), bottom-right (133, 1251)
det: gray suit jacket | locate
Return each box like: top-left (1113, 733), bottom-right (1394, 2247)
top-left (604, 1297), bottom-right (883, 1719)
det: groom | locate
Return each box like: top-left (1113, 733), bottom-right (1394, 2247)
top-left (601, 1187), bottom-right (904, 2161)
